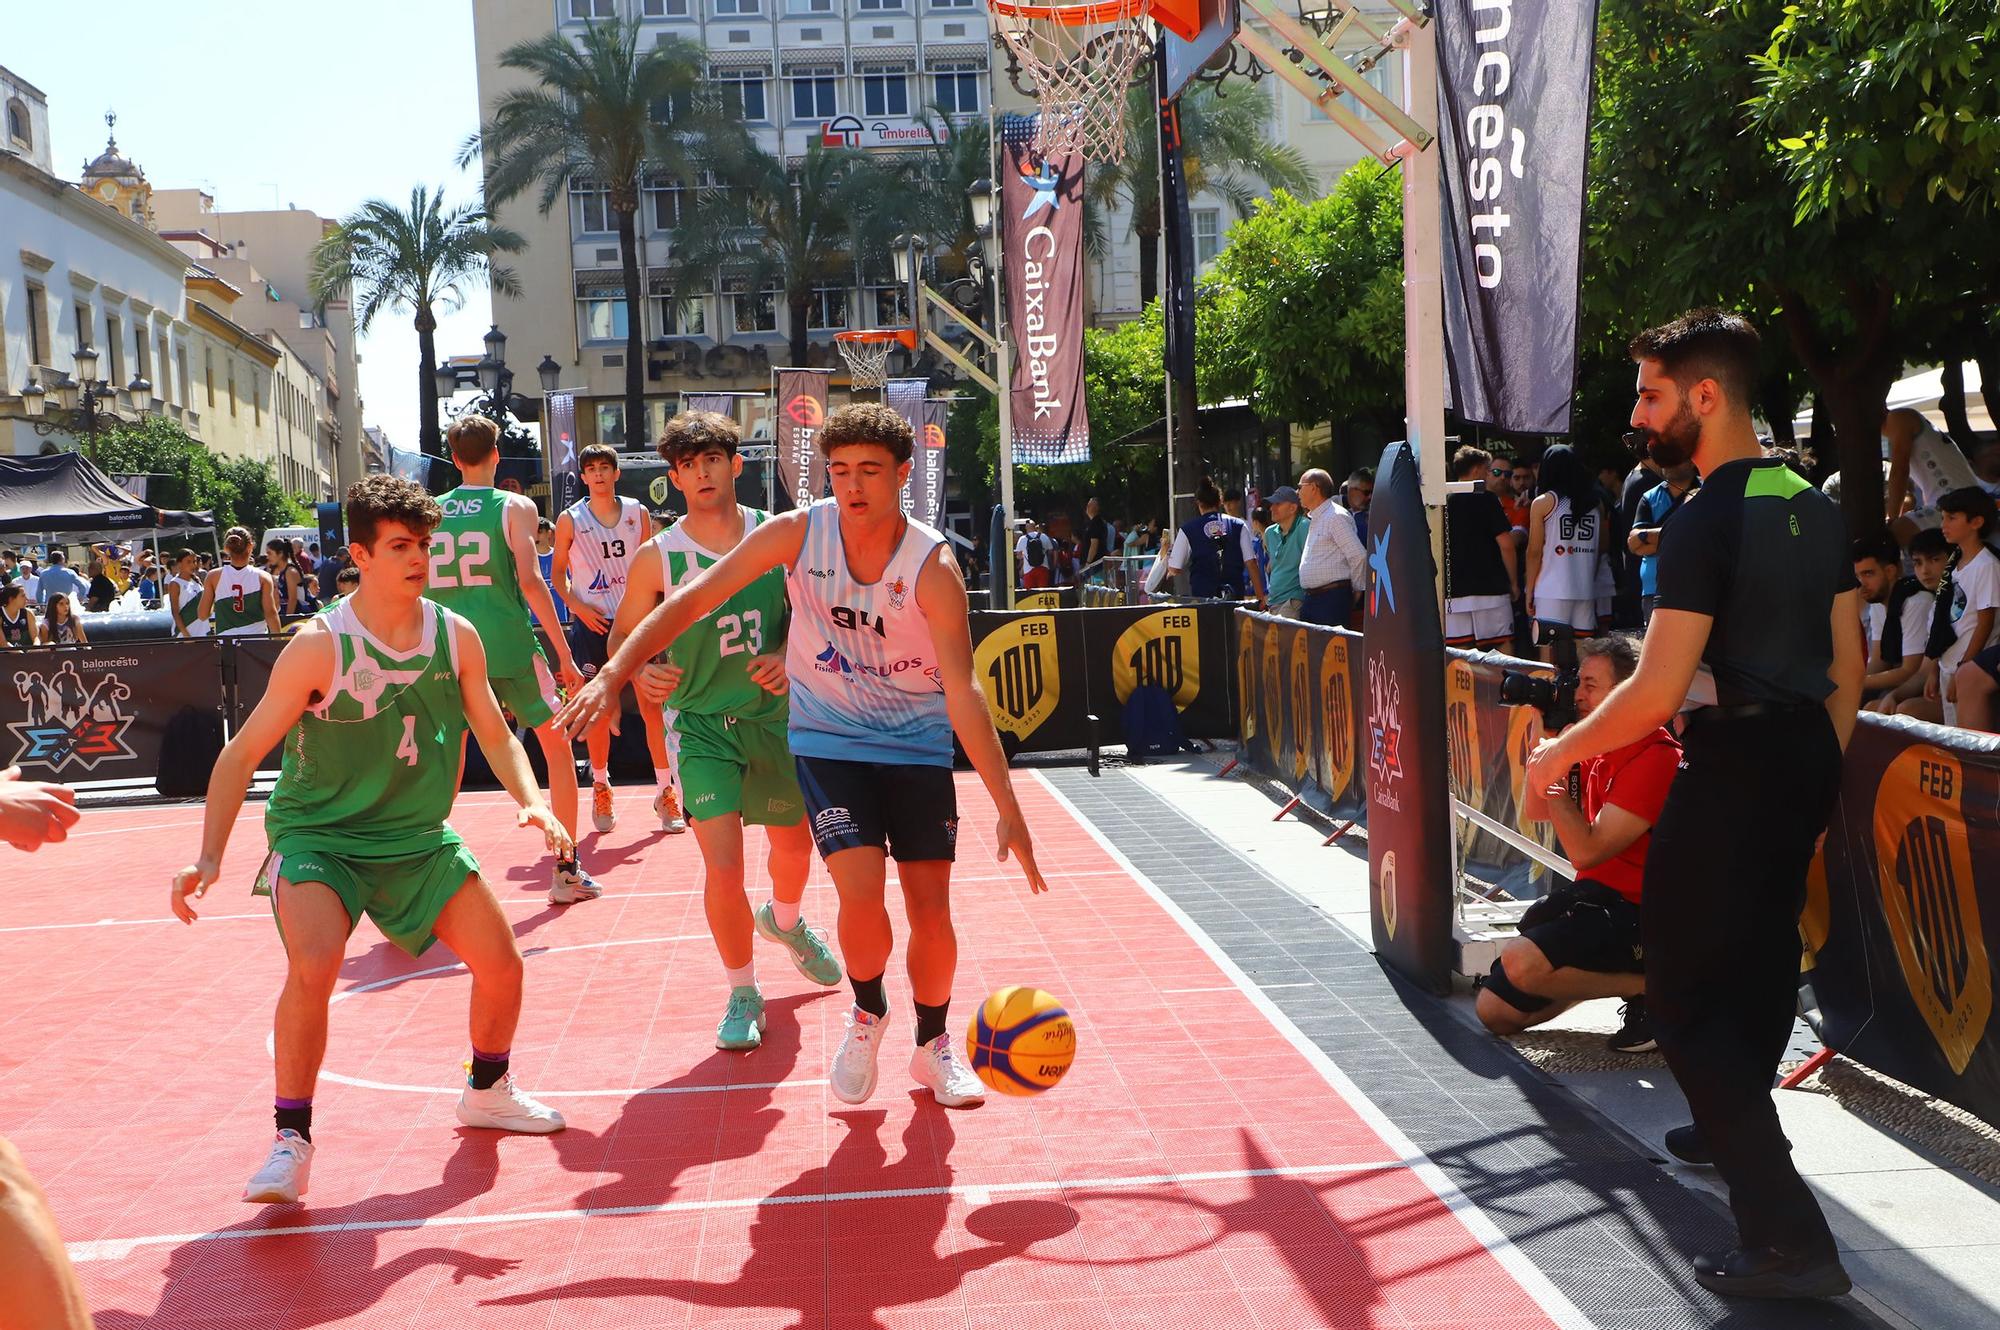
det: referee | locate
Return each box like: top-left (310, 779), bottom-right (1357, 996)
top-left (1527, 309), bottom-right (1864, 1300)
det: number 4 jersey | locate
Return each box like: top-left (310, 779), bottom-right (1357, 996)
top-left (653, 506), bottom-right (787, 724)
top-left (264, 599), bottom-right (469, 857)
top-left (430, 485), bottom-right (541, 679)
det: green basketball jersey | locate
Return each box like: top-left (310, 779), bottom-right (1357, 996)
top-left (653, 506), bottom-right (787, 722)
top-left (428, 486), bottom-right (539, 678)
top-left (264, 599), bottom-right (469, 857)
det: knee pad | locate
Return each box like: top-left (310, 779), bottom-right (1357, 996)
top-left (1483, 957), bottom-right (1554, 1014)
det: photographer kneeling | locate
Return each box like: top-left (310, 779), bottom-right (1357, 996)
top-left (1476, 634), bottom-right (1680, 1053)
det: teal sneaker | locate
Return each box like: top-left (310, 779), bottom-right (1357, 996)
top-left (754, 901), bottom-right (844, 987)
top-left (715, 985), bottom-right (766, 1051)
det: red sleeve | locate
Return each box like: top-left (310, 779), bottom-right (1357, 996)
top-left (1604, 739), bottom-right (1680, 827)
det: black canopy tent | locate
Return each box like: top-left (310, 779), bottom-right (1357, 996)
top-left (0, 452), bottom-right (214, 540)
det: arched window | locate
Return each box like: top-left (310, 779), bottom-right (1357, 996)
top-left (6, 100), bottom-right (29, 151)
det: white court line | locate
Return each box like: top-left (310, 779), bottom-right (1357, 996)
top-left (0, 913), bottom-right (266, 933)
top-left (64, 1158), bottom-right (1410, 1264)
top-left (1029, 771), bottom-right (1598, 1330)
top-left (1157, 985), bottom-right (1237, 994)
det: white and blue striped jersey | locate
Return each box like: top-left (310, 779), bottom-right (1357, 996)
top-left (784, 499), bottom-right (951, 767)
top-left (563, 495), bottom-right (648, 615)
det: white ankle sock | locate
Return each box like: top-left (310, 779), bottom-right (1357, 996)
top-left (725, 962), bottom-right (756, 990)
top-left (590, 766), bottom-right (608, 785)
top-left (770, 898), bottom-right (801, 932)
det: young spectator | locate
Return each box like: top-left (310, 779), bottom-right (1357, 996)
top-left (1478, 634), bottom-right (1675, 1053)
top-left (1893, 487), bottom-right (2000, 725)
top-left (297, 573), bottom-right (322, 615)
top-left (1862, 529), bottom-right (1945, 703)
top-left (1262, 486), bottom-right (1310, 618)
top-left (39, 594), bottom-right (87, 646)
top-left (1444, 447), bottom-right (1519, 648)
top-left (326, 564), bottom-right (362, 609)
top-left (265, 539), bottom-right (303, 616)
top-left (1626, 462), bottom-right (1700, 625)
top-left (0, 584), bottom-right (34, 648)
top-left (0, 548), bottom-right (16, 585)
top-left (1525, 444), bottom-right (1610, 653)
top-left (532, 517), bottom-right (570, 626)
top-left (1015, 520), bottom-right (1056, 586)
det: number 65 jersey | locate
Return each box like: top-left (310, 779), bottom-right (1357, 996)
top-left (653, 506), bottom-right (788, 724)
top-left (784, 498), bottom-right (951, 767)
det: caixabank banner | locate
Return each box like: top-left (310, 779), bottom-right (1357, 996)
top-left (1809, 720), bottom-right (2000, 1125)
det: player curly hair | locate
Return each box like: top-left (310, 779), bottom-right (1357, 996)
top-left (817, 402), bottom-right (913, 466)
top-left (346, 474), bottom-right (444, 550)
top-left (658, 410), bottom-right (739, 466)
top-left (447, 414), bottom-right (501, 466)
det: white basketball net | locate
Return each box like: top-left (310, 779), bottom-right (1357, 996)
top-left (995, 2), bottom-right (1156, 164)
top-left (836, 335), bottom-right (898, 389)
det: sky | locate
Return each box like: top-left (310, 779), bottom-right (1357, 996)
top-left (11, 0), bottom-right (500, 452)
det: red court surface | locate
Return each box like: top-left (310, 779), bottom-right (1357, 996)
top-left (1, 774), bottom-right (1583, 1329)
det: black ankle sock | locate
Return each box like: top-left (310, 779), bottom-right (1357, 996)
top-left (469, 1052), bottom-right (510, 1090)
top-left (274, 1103), bottom-right (313, 1142)
top-left (914, 1001), bottom-right (950, 1047)
top-left (851, 974), bottom-right (888, 1019)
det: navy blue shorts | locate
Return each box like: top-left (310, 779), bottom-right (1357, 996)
top-left (566, 620), bottom-right (609, 678)
top-left (795, 755), bottom-right (957, 863)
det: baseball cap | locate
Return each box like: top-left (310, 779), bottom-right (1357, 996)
top-left (1269, 485), bottom-right (1301, 505)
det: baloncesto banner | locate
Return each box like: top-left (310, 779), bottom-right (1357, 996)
top-left (773, 368), bottom-right (830, 510)
top-left (1435, 0), bottom-right (1599, 435)
top-left (1000, 113), bottom-right (1090, 465)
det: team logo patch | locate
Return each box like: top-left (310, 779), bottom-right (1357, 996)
top-left (814, 642), bottom-right (855, 676)
top-left (886, 576), bottom-right (909, 611)
top-left (786, 394), bottom-right (825, 428)
top-left (813, 806), bottom-right (860, 842)
top-left (943, 817), bottom-right (959, 848)
top-left (8, 658), bottom-right (138, 774)
top-left (1366, 656), bottom-right (1405, 808)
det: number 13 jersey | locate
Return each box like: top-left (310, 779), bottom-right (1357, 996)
top-left (564, 495), bottom-right (648, 616)
top-left (653, 506), bottom-right (788, 723)
top-left (784, 499), bottom-right (950, 767)
top-left (265, 599), bottom-right (469, 857)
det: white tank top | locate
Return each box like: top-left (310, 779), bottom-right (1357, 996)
top-left (213, 563), bottom-right (267, 637)
top-left (1536, 495), bottom-right (1602, 602)
top-left (784, 499), bottom-right (951, 766)
top-left (1897, 423), bottom-right (1978, 511)
top-left (170, 574), bottom-right (211, 636)
top-left (564, 496), bottom-right (649, 614)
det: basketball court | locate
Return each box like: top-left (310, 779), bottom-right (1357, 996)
top-left (2, 773), bottom-right (1589, 1329)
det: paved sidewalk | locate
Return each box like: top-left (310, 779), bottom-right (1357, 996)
top-left (1069, 752), bottom-right (2000, 1330)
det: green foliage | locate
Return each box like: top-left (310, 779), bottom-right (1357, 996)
top-left (88, 417), bottom-right (308, 536)
top-left (1201, 168), bottom-right (1405, 434)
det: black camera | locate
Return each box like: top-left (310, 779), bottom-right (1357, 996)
top-left (1500, 625), bottom-right (1581, 731)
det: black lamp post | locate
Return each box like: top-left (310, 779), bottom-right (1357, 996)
top-left (19, 345), bottom-right (149, 462)
top-left (435, 324), bottom-right (523, 423)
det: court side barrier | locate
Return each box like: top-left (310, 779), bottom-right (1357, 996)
top-left (1234, 608), bottom-right (2000, 1128)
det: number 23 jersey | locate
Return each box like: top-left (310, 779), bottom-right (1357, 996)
top-left (264, 599), bottom-right (469, 858)
top-left (652, 506), bottom-right (787, 722)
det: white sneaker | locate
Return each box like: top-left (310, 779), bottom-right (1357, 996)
top-left (549, 862), bottom-right (603, 905)
top-left (456, 1071), bottom-right (566, 1133)
top-left (911, 1033), bottom-right (986, 1108)
top-left (653, 787), bottom-right (687, 834)
top-left (243, 1129), bottom-right (313, 1203)
top-left (830, 1006), bottom-right (888, 1104)
top-left (591, 781), bottom-right (615, 833)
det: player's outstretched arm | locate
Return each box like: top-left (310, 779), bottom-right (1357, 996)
top-left (171, 628), bottom-right (334, 923)
top-left (454, 616), bottom-right (573, 860)
top-left (919, 546), bottom-right (1048, 895)
top-left (505, 495), bottom-right (582, 688)
top-left (556, 509), bottom-right (808, 740)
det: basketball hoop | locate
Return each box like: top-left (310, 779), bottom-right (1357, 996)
top-left (834, 328), bottom-right (918, 389)
top-left (990, 0), bottom-right (1163, 164)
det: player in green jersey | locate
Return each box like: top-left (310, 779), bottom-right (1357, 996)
top-left (171, 475), bottom-right (574, 1207)
top-left (434, 415), bottom-right (601, 904)
top-left (611, 411), bottom-right (841, 1050)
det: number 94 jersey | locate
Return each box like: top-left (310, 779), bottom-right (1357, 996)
top-left (653, 506), bottom-right (787, 723)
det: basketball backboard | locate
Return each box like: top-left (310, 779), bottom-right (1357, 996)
top-left (1161, 0), bottom-right (1242, 100)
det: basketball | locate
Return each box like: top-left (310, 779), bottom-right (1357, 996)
top-left (966, 986), bottom-right (1077, 1096)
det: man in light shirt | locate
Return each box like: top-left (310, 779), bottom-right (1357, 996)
top-left (1295, 467), bottom-right (1367, 627)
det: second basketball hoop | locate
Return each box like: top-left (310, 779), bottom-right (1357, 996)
top-left (834, 328), bottom-right (918, 390)
top-left (990, 0), bottom-right (1202, 164)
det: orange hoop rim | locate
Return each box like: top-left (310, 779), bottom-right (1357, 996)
top-left (989, 0), bottom-right (1149, 22)
top-left (835, 328), bottom-right (917, 350)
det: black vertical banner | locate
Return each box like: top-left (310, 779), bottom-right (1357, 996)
top-left (1156, 47), bottom-right (1197, 386)
top-left (1364, 442), bottom-right (1455, 992)
top-left (1435, 0), bottom-right (1599, 434)
top-left (774, 369), bottom-right (831, 511)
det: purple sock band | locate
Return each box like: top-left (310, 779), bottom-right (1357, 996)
top-left (274, 1096), bottom-right (313, 1110)
top-left (471, 1047), bottom-right (509, 1064)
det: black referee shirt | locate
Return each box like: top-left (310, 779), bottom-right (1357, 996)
top-left (1654, 457), bottom-right (1856, 707)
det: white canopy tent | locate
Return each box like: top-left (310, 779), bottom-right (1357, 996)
top-left (1791, 361), bottom-right (1994, 437)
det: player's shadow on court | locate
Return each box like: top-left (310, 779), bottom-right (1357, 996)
top-left (483, 1104), bottom-right (1071, 1328)
top-left (336, 904), bottom-right (568, 982)
top-left (90, 1131), bottom-right (513, 1330)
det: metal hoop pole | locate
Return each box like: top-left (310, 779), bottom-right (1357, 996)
top-left (990, 96), bottom-right (1017, 610)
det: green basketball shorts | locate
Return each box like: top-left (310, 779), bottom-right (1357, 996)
top-left (675, 710), bottom-right (804, 827)
top-left (257, 832), bottom-right (482, 958)
top-left (488, 652), bottom-right (562, 730)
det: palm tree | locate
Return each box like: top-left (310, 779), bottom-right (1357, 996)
top-left (1087, 80), bottom-right (1316, 307)
top-left (309, 186), bottom-right (522, 456)
top-left (466, 18), bottom-right (737, 446)
top-left (667, 142), bottom-right (891, 368)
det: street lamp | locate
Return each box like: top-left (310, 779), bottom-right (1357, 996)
top-left (537, 355), bottom-right (561, 394)
top-left (18, 345), bottom-right (130, 460)
top-left (433, 363), bottom-right (461, 403)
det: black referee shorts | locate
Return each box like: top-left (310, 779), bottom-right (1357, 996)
top-left (795, 755), bottom-right (958, 863)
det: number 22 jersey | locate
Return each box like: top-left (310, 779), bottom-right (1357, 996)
top-left (430, 485), bottom-right (538, 679)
